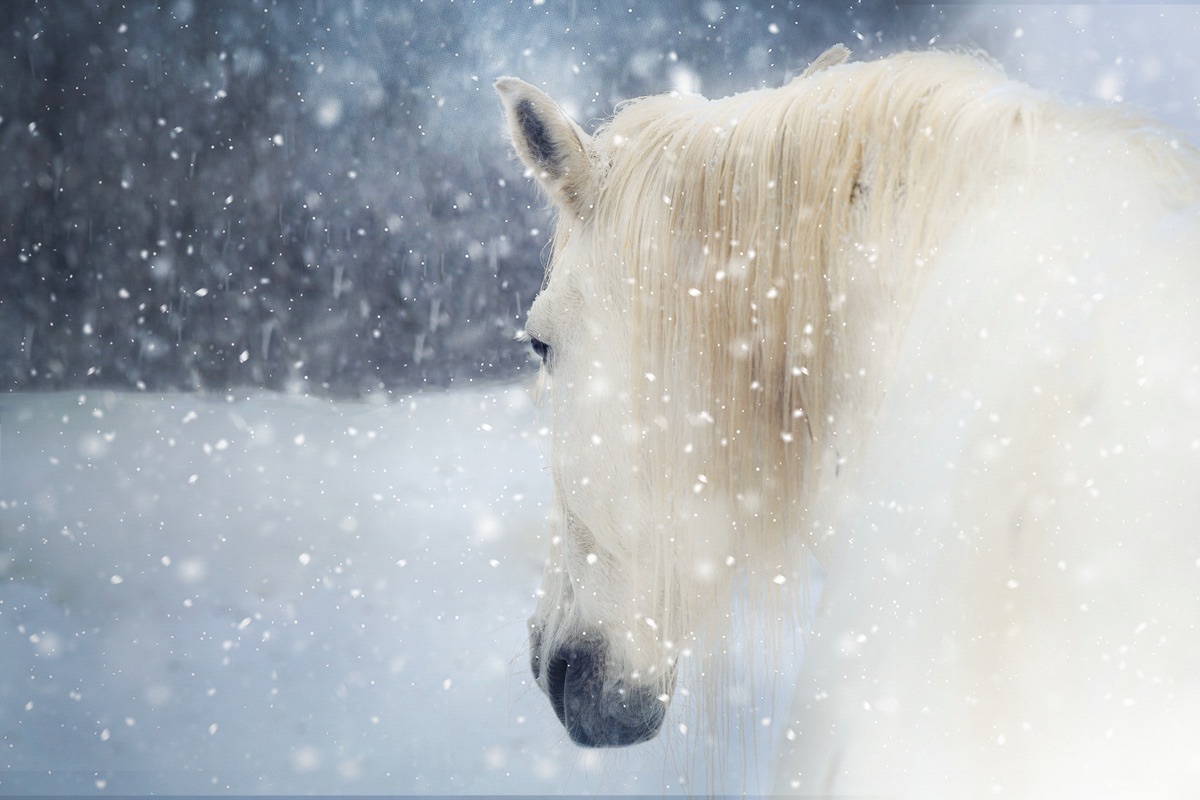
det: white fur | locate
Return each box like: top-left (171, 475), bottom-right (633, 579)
top-left (499, 47), bottom-right (1200, 796)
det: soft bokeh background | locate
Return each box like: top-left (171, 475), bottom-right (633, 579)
top-left (5, 1), bottom-right (1196, 399)
top-left (2, 1), bottom-right (1198, 796)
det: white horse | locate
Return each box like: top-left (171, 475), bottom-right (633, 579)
top-left (497, 45), bottom-right (1200, 797)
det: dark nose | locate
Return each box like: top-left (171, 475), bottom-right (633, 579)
top-left (539, 643), bottom-right (669, 747)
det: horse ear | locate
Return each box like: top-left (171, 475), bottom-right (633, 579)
top-left (796, 43), bottom-right (851, 81)
top-left (495, 77), bottom-right (594, 213)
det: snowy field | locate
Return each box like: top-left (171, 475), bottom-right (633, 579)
top-left (0, 386), bottom-right (792, 796)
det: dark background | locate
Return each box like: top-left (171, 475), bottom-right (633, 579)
top-left (0, 1), bottom-right (1166, 397)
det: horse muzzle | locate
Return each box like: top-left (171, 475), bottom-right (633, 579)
top-left (530, 629), bottom-right (675, 747)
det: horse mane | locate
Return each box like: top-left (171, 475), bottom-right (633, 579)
top-left (556, 51), bottom-right (1033, 600)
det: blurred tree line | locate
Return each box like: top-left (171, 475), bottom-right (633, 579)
top-left (0, 0), bottom-right (961, 397)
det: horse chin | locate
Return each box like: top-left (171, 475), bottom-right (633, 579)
top-left (532, 634), bottom-right (675, 748)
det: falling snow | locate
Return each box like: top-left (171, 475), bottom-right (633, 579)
top-left (2, 1), bottom-right (1198, 796)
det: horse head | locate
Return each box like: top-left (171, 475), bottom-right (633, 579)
top-left (494, 51), bottom-right (848, 747)
top-left (496, 77), bottom-right (678, 747)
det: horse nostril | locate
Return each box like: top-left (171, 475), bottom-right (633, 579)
top-left (545, 653), bottom-right (569, 726)
top-left (540, 644), bottom-right (669, 747)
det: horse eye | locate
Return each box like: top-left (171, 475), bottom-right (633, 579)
top-left (529, 336), bottom-right (552, 366)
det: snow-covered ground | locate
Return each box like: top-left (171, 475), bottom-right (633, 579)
top-left (0, 385), bottom-right (794, 796)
